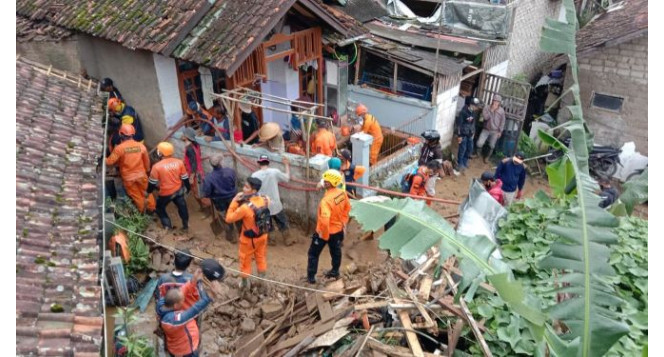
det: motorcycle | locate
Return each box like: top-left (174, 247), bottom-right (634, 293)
top-left (545, 137), bottom-right (621, 179)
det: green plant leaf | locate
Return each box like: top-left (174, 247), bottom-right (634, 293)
top-left (619, 168), bottom-right (648, 215)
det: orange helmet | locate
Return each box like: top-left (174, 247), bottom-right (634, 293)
top-left (108, 98), bottom-right (123, 113)
top-left (119, 124), bottom-right (135, 136)
top-left (157, 142), bottom-right (174, 157)
top-left (355, 104), bottom-right (368, 117)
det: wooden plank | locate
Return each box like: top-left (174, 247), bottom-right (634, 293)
top-left (437, 297), bottom-right (465, 319)
top-left (418, 277), bottom-right (434, 301)
top-left (405, 287), bottom-right (435, 329)
top-left (235, 327), bottom-right (267, 357)
top-left (353, 301), bottom-right (389, 311)
top-left (354, 325), bottom-right (375, 357)
top-left (272, 320), bottom-right (336, 352)
top-left (396, 303), bottom-right (424, 357)
top-left (316, 294), bottom-right (334, 323)
top-left (444, 271), bottom-right (493, 357)
top-left (321, 279), bottom-right (345, 300)
top-left (305, 293), bottom-right (317, 313)
top-left (283, 334), bottom-right (315, 357)
top-left (447, 320), bottom-right (465, 357)
top-left (367, 339), bottom-right (441, 357)
top-left (306, 327), bottom-right (350, 350)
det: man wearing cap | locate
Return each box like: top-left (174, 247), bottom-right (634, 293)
top-left (240, 101), bottom-right (260, 145)
top-left (154, 250), bottom-right (194, 302)
top-left (100, 77), bottom-right (123, 101)
top-left (251, 155), bottom-right (294, 246)
top-left (202, 155), bottom-right (240, 242)
top-left (480, 171), bottom-right (504, 206)
top-left (476, 94), bottom-right (506, 163)
top-left (495, 152), bottom-right (527, 206)
top-left (225, 177), bottom-right (271, 289)
top-left (455, 97), bottom-right (480, 171)
top-left (311, 118), bottom-right (337, 157)
top-left (243, 122), bottom-right (285, 153)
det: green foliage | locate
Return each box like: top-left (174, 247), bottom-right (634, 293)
top-left (619, 168), bottom-right (648, 215)
top-left (115, 200), bottom-right (151, 276)
top-left (538, 0), bottom-right (630, 355)
top-left (517, 134), bottom-right (539, 159)
top-left (605, 217), bottom-right (648, 356)
top-left (114, 307), bottom-right (155, 357)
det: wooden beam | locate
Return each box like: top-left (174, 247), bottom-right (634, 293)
top-left (419, 277), bottom-right (434, 301)
top-left (271, 320), bottom-right (336, 352)
top-left (265, 49), bottom-right (296, 63)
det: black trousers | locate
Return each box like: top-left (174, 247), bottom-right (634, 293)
top-left (307, 231), bottom-right (343, 281)
top-left (156, 190), bottom-right (189, 230)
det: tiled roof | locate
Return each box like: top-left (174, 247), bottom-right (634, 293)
top-left (16, 58), bottom-right (104, 356)
top-left (16, 0), bottom-right (208, 53)
top-left (577, 0), bottom-right (648, 54)
top-left (173, 0), bottom-right (296, 72)
top-left (315, 0), bottom-right (370, 39)
top-left (330, 0), bottom-right (389, 23)
top-left (17, 15), bottom-right (72, 42)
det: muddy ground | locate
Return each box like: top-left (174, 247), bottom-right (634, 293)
top-left (108, 156), bottom-right (646, 355)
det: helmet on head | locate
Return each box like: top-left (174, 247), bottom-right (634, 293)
top-left (107, 98), bottom-right (123, 113)
top-left (355, 104), bottom-right (368, 117)
top-left (201, 259), bottom-right (226, 281)
top-left (101, 78), bottom-right (114, 88)
top-left (119, 124), bottom-right (135, 136)
top-left (157, 142), bottom-right (174, 157)
top-left (322, 169), bottom-right (343, 188)
top-left (328, 157), bottom-right (342, 170)
top-left (421, 130), bottom-right (440, 142)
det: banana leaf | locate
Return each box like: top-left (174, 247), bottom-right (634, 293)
top-left (619, 168), bottom-right (648, 215)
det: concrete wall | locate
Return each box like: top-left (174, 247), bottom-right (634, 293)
top-left (17, 38), bottom-right (83, 75)
top-left (507, 0), bottom-right (562, 80)
top-left (77, 36), bottom-right (167, 147)
top-left (435, 83), bottom-right (461, 148)
top-left (348, 85), bottom-right (435, 136)
top-left (154, 55), bottom-right (184, 129)
top-left (170, 133), bottom-right (328, 220)
top-left (559, 35), bottom-right (648, 154)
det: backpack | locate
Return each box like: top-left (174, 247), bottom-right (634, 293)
top-left (244, 195), bottom-right (272, 238)
top-left (400, 168), bottom-right (422, 193)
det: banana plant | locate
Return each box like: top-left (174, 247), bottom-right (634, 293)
top-left (537, 0), bottom-right (629, 355)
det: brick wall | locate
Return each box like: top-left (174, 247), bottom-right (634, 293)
top-left (560, 35), bottom-right (648, 154)
top-left (507, 0), bottom-right (562, 80)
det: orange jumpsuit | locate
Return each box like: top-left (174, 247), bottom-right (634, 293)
top-left (316, 187), bottom-right (351, 240)
top-left (225, 195), bottom-right (271, 276)
top-left (409, 166), bottom-right (432, 206)
top-left (109, 232), bottom-right (131, 262)
top-left (362, 114), bottom-right (383, 165)
top-left (149, 158), bottom-right (189, 197)
top-left (106, 139), bottom-right (156, 212)
top-left (311, 128), bottom-right (337, 157)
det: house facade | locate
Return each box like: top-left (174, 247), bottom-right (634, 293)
top-left (557, 0), bottom-right (648, 154)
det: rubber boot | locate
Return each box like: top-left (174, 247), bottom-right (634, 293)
top-left (240, 277), bottom-right (250, 291)
top-left (483, 147), bottom-right (494, 164)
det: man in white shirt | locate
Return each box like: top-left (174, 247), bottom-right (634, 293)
top-left (250, 155), bottom-right (295, 246)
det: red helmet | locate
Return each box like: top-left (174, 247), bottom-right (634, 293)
top-left (108, 98), bottom-right (123, 113)
top-left (119, 124), bottom-right (135, 136)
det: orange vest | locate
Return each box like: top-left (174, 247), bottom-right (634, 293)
top-left (409, 166), bottom-right (430, 198)
top-left (105, 139), bottom-right (150, 181)
top-left (316, 187), bottom-right (351, 240)
top-left (149, 157), bottom-right (189, 196)
top-left (225, 195), bottom-right (270, 240)
top-left (311, 129), bottom-right (337, 156)
top-left (362, 114), bottom-right (383, 140)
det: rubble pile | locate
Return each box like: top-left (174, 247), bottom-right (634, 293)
top-left (194, 247), bottom-right (494, 357)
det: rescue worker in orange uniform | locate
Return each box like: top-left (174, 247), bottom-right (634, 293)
top-left (157, 266), bottom-right (222, 357)
top-left (409, 161), bottom-right (442, 206)
top-left (306, 170), bottom-right (351, 284)
top-left (225, 177), bottom-right (271, 290)
top-left (338, 149), bottom-right (366, 198)
top-left (105, 124), bottom-right (156, 213)
top-left (354, 104), bottom-right (383, 166)
top-left (108, 98), bottom-right (145, 150)
top-left (148, 142), bottom-right (191, 232)
top-left (311, 118), bottom-right (338, 157)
